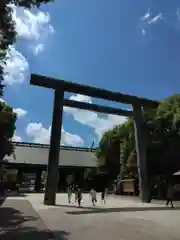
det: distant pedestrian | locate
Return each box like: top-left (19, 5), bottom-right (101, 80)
top-left (90, 188), bottom-right (97, 206)
top-left (101, 188), bottom-right (107, 204)
top-left (74, 185), bottom-right (78, 203)
top-left (77, 188), bottom-right (82, 207)
top-left (166, 184), bottom-right (174, 208)
top-left (67, 186), bottom-right (72, 203)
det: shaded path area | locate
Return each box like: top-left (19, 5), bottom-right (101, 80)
top-left (0, 197), bottom-right (69, 240)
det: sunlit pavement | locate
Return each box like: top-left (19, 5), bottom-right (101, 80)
top-left (25, 193), bottom-right (180, 240)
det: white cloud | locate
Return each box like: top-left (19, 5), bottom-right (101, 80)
top-left (26, 122), bottom-right (84, 146)
top-left (148, 13), bottom-right (163, 24)
top-left (12, 134), bottom-right (22, 142)
top-left (141, 10), bottom-right (163, 25)
top-left (2, 45), bottom-right (29, 85)
top-left (64, 94), bottom-right (127, 139)
top-left (10, 3), bottom-right (55, 40)
top-left (13, 108), bottom-right (27, 118)
top-left (140, 10), bottom-right (163, 36)
top-left (2, 4), bottom-right (55, 85)
top-left (32, 43), bottom-right (44, 55)
top-left (141, 28), bottom-right (146, 36)
top-left (177, 8), bottom-right (180, 20)
top-left (10, 3), bottom-right (54, 55)
top-left (141, 9), bottom-right (151, 21)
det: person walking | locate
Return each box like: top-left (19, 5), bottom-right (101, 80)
top-left (101, 188), bottom-right (107, 204)
top-left (90, 188), bottom-right (97, 206)
top-left (67, 185), bottom-right (72, 203)
top-left (74, 185), bottom-right (78, 203)
top-left (166, 183), bottom-right (174, 208)
top-left (77, 188), bottom-right (82, 207)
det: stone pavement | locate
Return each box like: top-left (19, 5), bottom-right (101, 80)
top-left (26, 193), bottom-right (180, 240)
top-left (0, 197), bottom-right (56, 239)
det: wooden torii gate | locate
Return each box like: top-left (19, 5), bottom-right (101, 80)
top-left (30, 74), bottom-right (159, 205)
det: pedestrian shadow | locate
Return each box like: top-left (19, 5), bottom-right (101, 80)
top-left (66, 206), bottom-right (180, 215)
top-left (56, 203), bottom-right (95, 210)
top-left (1, 226), bottom-right (69, 240)
top-left (0, 206), bottom-right (69, 239)
top-left (0, 197), bottom-right (5, 206)
top-left (0, 207), bottom-right (37, 228)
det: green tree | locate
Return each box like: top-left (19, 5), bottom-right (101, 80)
top-left (96, 119), bottom-right (134, 180)
top-left (146, 94), bottom-right (180, 177)
top-left (0, 3), bottom-right (15, 95)
top-left (0, 100), bottom-right (16, 161)
top-left (97, 94), bottom-right (180, 181)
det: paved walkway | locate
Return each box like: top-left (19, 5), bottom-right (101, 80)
top-left (0, 197), bottom-right (55, 239)
top-left (26, 193), bottom-right (180, 240)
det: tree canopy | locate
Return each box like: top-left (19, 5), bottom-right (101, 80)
top-left (0, 100), bottom-right (16, 161)
top-left (96, 94), bottom-right (180, 180)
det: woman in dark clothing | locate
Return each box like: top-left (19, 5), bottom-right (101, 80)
top-left (77, 188), bottom-right (82, 207)
top-left (101, 188), bottom-right (107, 204)
top-left (166, 184), bottom-right (174, 208)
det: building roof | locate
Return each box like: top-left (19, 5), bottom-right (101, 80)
top-left (12, 141), bottom-right (96, 151)
top-left (4, 142), bottom-right (103, 167)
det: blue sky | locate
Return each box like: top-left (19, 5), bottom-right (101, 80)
top-left (2, 0), bottom-right (180, 147)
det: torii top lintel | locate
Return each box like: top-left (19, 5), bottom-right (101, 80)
top-left (30, 74), bottom-right (159, 107)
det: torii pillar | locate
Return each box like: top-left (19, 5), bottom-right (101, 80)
top-left (133, 104), bottom-right (151, 203)
top-left (44, 90), bottom-right (64, 205)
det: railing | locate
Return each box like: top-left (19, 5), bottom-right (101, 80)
top-left (12, 141), bottom-right (97, 152)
